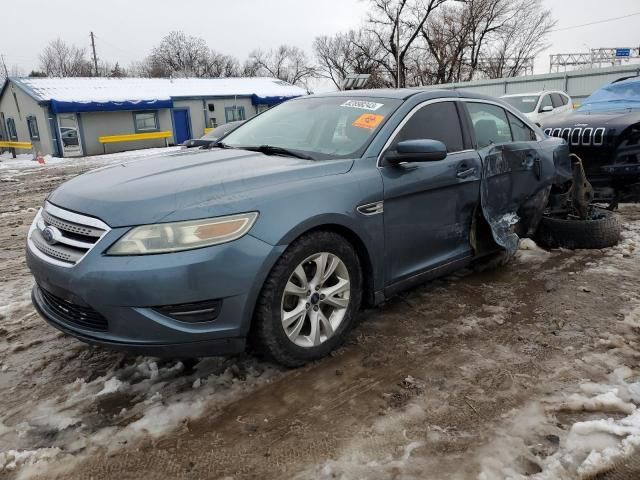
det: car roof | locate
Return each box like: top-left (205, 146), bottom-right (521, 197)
top-left (310, 88), bottom-right (421, 100)
top-left (305, 87), bottom-right (502, 102)
top-left (502, 91), bottom-right (568, 98)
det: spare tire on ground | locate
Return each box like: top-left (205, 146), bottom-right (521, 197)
top-left (535, 208), bottom-right (622, 250)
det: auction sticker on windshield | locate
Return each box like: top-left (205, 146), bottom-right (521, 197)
top-left (352, 113), bottom-right (385, 129)
top-left (341, 100), bottom-right (384, 111)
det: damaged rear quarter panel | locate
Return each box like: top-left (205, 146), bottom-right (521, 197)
top-left (480, 137), bottom-right (569, 252)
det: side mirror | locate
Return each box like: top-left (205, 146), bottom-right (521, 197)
top-left (384, 139), bottom-right (448, 165)
top-left (539, 105), bottom-right (554, 113)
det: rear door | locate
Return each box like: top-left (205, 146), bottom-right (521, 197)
top-left (462, 101), bottom-right (550, 252)
top-left (380, 100), bottom-right (481, 289)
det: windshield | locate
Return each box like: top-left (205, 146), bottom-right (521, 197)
top-left (221, 97), bottom-right (402, 160)
top-left (580, 79), bottom-right (640, 110)
top-left (502, 96), bottom-right (540, 114)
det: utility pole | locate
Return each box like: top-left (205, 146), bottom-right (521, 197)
top-left (396, 9), bottom-right (401, 89)
top-left (90, 32), bottom-right (99, 76)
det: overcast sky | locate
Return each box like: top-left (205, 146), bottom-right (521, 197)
top-left (3, 0), bottom-right (639, 91)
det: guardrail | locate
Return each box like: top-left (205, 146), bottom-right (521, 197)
top-left (0, 141), bottom-right (34, 159)
top-left (98, 131), bottom-right (172, 153)
top-left (0, 141), bottom-right (33, 150)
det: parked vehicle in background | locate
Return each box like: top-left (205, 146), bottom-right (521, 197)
top-left (27, 89), bottom-right (571, 367)
top-left (181, 121), bottom-right (245, 148)
top-left (502, 91), bottom-right (573, 126)
top-left (541, 76), bottom-right (640, 208)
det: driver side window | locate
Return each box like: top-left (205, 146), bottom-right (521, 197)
top-left (390, 102), bottom-right (464, 153)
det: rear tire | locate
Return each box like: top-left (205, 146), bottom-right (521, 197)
top-left (535, 208), bottom-right (622, 250)
top-left (252, 231), bottom-right (362, 367)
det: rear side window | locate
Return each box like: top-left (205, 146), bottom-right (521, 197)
top-left (391, 101), bottom-right (464, 153)
top-left (507, 112), bottom-right (536, 142)
top-left (539, 95), bottom-right (553, 110)
top-left (466, 102), bottom-right (512, 149)
top-left (551, 93), bottom-right (565, 108)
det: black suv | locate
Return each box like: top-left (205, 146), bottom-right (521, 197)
top-left (542, 76), bottom-right (640, 206)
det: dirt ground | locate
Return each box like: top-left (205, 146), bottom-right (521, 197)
top-left (2, 156), bottom-right (640, 480)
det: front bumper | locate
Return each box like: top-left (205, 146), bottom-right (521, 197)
top-left (27, 232), bottom-right (285, 356)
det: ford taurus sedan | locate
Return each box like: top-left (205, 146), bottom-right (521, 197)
top-left (26, 89), bottom-right (568, 366)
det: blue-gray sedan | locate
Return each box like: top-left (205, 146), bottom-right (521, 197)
top-left (26, 89), bottom-right (569, 366)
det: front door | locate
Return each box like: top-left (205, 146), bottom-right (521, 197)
top-left (172, 109), bottom-right (191, 144)
top-left (380, 101), bottom-right (481, 289)
top-left (57, 114), bottom-right (83, 157)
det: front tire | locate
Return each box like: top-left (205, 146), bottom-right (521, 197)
top-left (252, 231), bottom-right (362, 367)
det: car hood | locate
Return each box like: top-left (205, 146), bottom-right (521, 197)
top-left (48, 149), bottom-right (354, 227)
top-left (542, 108), bottom-right (640, 130)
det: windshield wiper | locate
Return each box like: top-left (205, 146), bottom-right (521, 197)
top-left (242, 145), bottom-right (315, 160)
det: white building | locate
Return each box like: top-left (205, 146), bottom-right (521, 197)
top-left (0, 77), bottom-right (306, 157)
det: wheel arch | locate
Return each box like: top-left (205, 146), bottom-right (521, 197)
top-left (269, 215), bottom-right (379, 309)
top-left (296, 223), bottom-right (377, 308)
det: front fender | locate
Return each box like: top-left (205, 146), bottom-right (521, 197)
top-left (247, 162), bottom-right (386, 292)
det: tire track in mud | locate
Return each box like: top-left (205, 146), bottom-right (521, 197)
top-left (35, 241), bottom-right (630, 479)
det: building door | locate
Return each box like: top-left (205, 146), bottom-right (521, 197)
top-left (57, 114), bottom-right (83, 157)
top-left (172, 109), bottom-right (191, 144)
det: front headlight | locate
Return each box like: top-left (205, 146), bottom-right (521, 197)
top-left (107, 212), bottom-right (258, 255)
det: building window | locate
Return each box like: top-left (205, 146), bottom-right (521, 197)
top-left (27, 116), bottom-right (40, 140)
top-left (210, 118), bottom-right (218, 128)
top-left (6, 118), bottom-right (17, 140)
top-left (134, 111), bottom-right (159, 132)
top-left (225, 106), bottom-right (246, 123)
top-left (256, 104), bottom-right (270, 114)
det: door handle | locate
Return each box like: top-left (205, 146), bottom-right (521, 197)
top-left (456, 167), bottom-right (476, 179)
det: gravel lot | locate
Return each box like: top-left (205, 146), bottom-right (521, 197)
top-left (1, 152), bottom-right (640, 480)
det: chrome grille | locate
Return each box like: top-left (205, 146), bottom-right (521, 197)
top-left (28, 202), bottom-right (110, 267)
top-left (545, 127), bottom-right (606, 147)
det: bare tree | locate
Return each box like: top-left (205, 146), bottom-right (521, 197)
top-left (147, 31), bottom-right (240, 78)
top-left (207, 52), bottom-right (240, 77)
top-left (365, 0), bottom-right (449, 87)
top-left (149, 31), bottom-right (211, 77)
top-left (480, 0), bottom-right (555, 78)
top-left (129, 57), bottom-right (172, 78)
top-left (39, 38), bottom-right (92, 77)
top-left (247, 45), bottom-right (317, 88)
top-left (314, 30), bottom-right (389, 89)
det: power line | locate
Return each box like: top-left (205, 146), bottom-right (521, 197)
top-left (550, 11), bottom-right (640, 33)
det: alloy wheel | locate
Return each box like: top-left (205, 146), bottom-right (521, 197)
top-left (280, 252), bottom-right (351, 348)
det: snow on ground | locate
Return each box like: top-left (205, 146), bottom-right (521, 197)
top-left (475, 218), bottom-right (640, 480)
top-left (0, 147), bottom-right (183, 173)
top-left (0, 351), bottom-right (283, 477)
